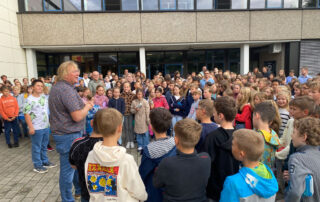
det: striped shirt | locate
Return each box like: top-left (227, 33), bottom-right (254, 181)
top-left (279, 108), bottom-right (290, 138)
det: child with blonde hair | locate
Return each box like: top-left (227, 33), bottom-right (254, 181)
top-left (131, 89), bottom-right (150, 151)
top-left (220, 129), bottom-right (278, 202)
top-left (276, 91), bottom-right (291, 137)
top-left (85, 108), bottom-right (147, 202)
top-left (235, 87), bottom-right (252, 129)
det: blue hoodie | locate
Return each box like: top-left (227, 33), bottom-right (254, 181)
top-left (139, 137), bottom-right (176, 202)
top-left (220, 164), bottom-right (278, 202)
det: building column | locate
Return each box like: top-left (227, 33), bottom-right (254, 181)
top-left (26, 48), bottom-right (38, 79)
top-left (139, 47), bottom-right (146, 75)
top-left (240, 44), bottom-right (249, 74)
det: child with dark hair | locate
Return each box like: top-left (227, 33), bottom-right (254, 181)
top-left (168, 85), bottom-right (186, 135)
top-left (139, 108), bottom-right (176, 202)
top-left (253, 102), bottom-right (280, 169)
top-left (153, 87), bottom-right (169, 110)
top-left (202, 96), bottom-right (240, 201)
top-left (24, 80), bottom-right (56, 173)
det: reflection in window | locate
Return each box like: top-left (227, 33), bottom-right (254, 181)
top-left (64, 0), bottom-right (82, 11)
top-left (160, 0), bottom-right (176, 10)
top-left (216, 0), bottom-right (231, 9)
top-left (302, 0), bottom-right (317, 7)
top-left (44, 0), bottom-right (62, 11)
top-left (122, 0), bottom-right (139, 10)
top-left (267, 0), bottom-right (282, 8)
top-left (197, 0), bottom-right (213, 9)
top-left (232, 0), bottom-right (247, 9)
top-left (141, 0), bottom-right (158, 10)
top-left (250, 0), bottom-right (265, 8)
top-left (105, 0), bottom-right (121, 10)
top-left (84, 0), bottom-right (102, 11)
top-left (25, 0), bottom-right (43, 11)
top-left (178, 0), bottom-right (194, 10)
top-left (284, 0), bottom-right (299, 8)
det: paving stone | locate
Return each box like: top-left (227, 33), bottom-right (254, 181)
top-left (0, 135), bottom-right (141, 201)
top-left (10, 194), bottom-right (26, 202)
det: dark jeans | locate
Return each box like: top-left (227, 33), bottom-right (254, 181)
top-left (4, 119), bottom-right (19, 145)
top-left (18, 117), bottom-right (28, 137)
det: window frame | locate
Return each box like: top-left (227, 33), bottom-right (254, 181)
top-left (43, 0), bottom-right (63, 11)
top-left (18, 0), bottom-right (320, 12)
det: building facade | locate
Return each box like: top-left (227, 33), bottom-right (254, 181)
top-left (5, 0), bottom-right (320, 79)
top-left (0, 0), bottom-right (27, 81)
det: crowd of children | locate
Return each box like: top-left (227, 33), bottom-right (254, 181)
top-left (0, 64), bottom-right (319, 201)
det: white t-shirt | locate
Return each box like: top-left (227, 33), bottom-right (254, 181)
top-left (23, 94), bottom-right (49, 130)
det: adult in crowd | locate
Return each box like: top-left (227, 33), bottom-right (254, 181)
top-left (49, 61), bottom-right (94, 202)
top-left (88, 71), bottom-right (104, 95)
top-left (298, 67), bottom-right (312, 84)
top-left (200, 70), bottom-right (215, 88)
top-left (262, 66), bottom-right (270, 78)
top-left (199, 66), bottom-right (207, 76)
top-left (82, 73), bottom-right (90, 87)
top-left (286, 69), bottom-right (296, 84)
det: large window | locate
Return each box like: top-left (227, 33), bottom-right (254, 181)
top-left (267, 0), bottom-right (282, 8)
top-left (216, 0), bottom-right (231, 9)
top-left (160, 0), bottom-right (176, 10)
top-left (98, 53), bottom-right (118, 75)
top-left (64, 0), bottom-right (82, 11)
top-left (84, 0), bottom-right (102, 10)
top-left (302, 0), bottom-right (318, 7)
top-left (105, 0), bottom-right (121, 10)
top-left (284, 0), bottom-right (299, 8)
top-left (43, 0), bottom-right (62, 11)
top-left (216, 0), bottom-right (247, 9)
top-left (250, 0), bottom-right (265, 8)
top-left (232, 0), bottom-right (247, 9)
top-left (141, 0), bottom-right (158, 10)
top-left (197, 0), bottom-right (213, 9)
top-left (122, 0), bottom-right (139, 10)
top-left (178, 0), bottom-right (194, 10)
top-left (25, 0), bottom-right (43, 11)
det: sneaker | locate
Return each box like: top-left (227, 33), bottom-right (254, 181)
top-left (13, 143), bottom-right (19, 147)
top-left (8, 144), bottom-right (12, 148)
top-left (33, 167), bottom-right (48, 174)
top-left (137, 147), bottom-right (142, 151)
top-left (43, 162), bottom-right (57, 169)
top-left (126, 142), bottom-right (130, 149)
top-left (130, 142), bottom-right (135, 149)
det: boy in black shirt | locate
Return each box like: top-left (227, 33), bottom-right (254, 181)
top-left (203, 96), bottom-right (240, 201)
top-left (153, 118), bottom-right (211, 202)
top-left (69, 119), bottom-right (103, 202)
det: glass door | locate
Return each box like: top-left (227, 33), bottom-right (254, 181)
top-left (118, 65), bottom-right (138, 77)
top-left (164, 64), bottom-right (183, 76)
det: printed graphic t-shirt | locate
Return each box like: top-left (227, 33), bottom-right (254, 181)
top-left (23, 94), bottom-right (49, 130)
